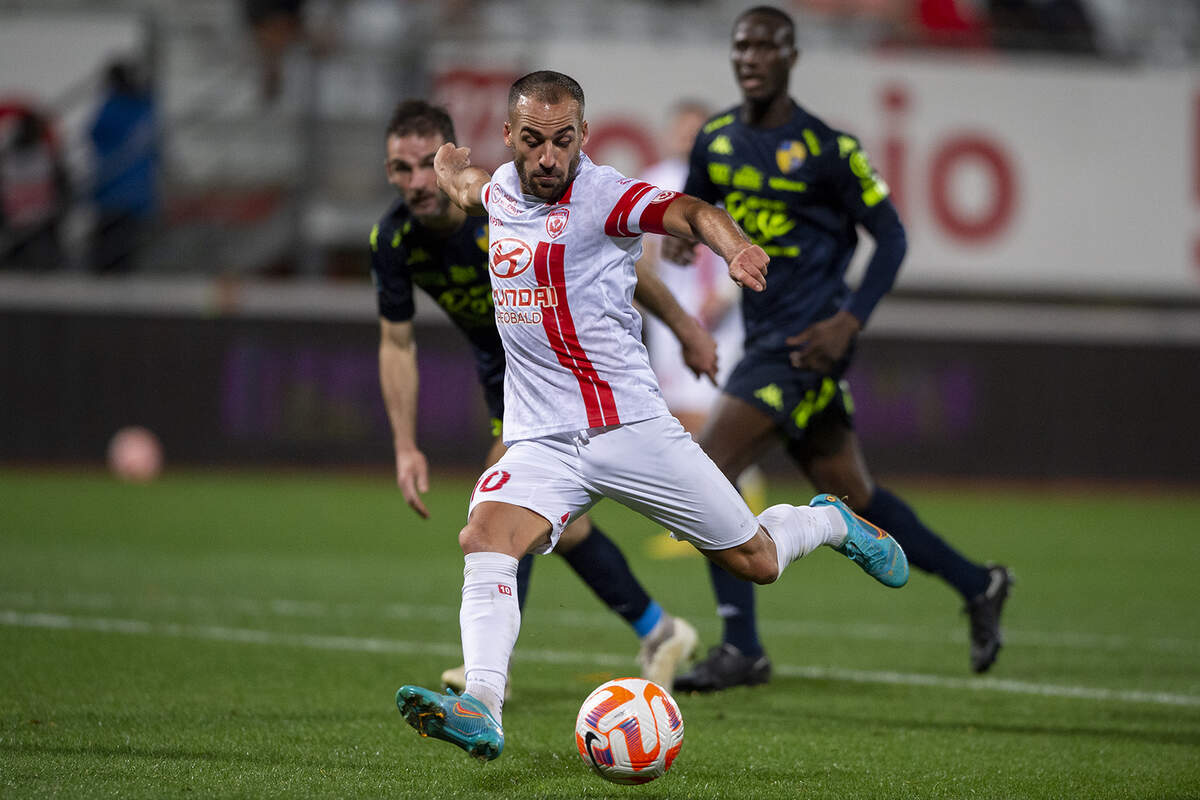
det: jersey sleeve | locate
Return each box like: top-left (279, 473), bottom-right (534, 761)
top-left (600, 177), bottom-right (681, 238)
top-left (823, 132), bottom-right (892, 222)
top-left (369, 221), bottom-right (415, 322)
top-left (821, 132), bottom-right (907, 325)
top-left (682, 131), bottom-right (718, 204)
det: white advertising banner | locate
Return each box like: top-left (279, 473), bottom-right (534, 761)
top-left (432, 43), bottom-right (1200, 299)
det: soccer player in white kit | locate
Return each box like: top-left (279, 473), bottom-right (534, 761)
top-left (395, 70), bottom-right (908, 763)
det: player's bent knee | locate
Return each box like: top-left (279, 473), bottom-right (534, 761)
top-left (458, 520), bottom-right (503, 555)
top-left (708, 549), bottom-right (778, 586)
top-left (745, 560), bottom-right (779, 585)
top-left (459, 502), bottom-right (554, 558)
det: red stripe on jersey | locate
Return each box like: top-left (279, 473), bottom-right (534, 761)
top-left (534, 242), bottom-right (620, 427)
top-left (637, 192), bottom-right (680, 235)
top-left (603, 182), bottom-right (655, 237)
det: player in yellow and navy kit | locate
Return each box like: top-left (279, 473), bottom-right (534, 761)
top-left (668, 6), bottom-right (1013, 691)
top-left (371, 100), bottom-right (701, 697)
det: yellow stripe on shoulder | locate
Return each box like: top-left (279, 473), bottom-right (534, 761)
top-left (802, 129), bottom-right (822, 157)
top-left (703, 113), bottom-right (735, 134)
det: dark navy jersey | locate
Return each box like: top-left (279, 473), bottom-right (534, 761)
top-left (369, 198), bottom-right (505, 380)
top-left (685, 101), bottom-right (902, 355)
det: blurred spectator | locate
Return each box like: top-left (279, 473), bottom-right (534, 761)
top-left (796, 0), bottom-right (989, 50)
top-left (911, 0), bottom-right (990, 48)
top-left (0, 102), bottom-right (70, 271)
top-left (88, 61), bottom-right (160, 274)
top-left (988, 0), bottom-right (1099, 55)
top-left (244, 0), bottom-right (306, 102)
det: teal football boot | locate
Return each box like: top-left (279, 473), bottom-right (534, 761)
top-left (811, 494), bottom-right (909, 588)
top-left (396, 685), bottom-right (504, 762)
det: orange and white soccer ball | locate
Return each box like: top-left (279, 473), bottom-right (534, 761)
top-left (574, 677), bottom-right (684, 785)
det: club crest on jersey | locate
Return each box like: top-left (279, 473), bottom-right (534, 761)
top-left (546, 207), bottom-right (570, 239)
top-left (650, 190), bottom-right (677, 204)
top-left (489, 237), bottom-right (533, 279)
top-left (776, 140), bottom-right (807, 174)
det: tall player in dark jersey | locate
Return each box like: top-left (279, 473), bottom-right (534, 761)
top-left (666, 6), bottom-right (1013, 690)
top-left (371, 100), bottom-right (710, 693)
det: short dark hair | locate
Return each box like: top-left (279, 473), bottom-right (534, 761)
top-left (385, 100), bottom-right (456, 144)
top-left (734, 5), bottom-right (796, 46)
top-left (507, 71), bottom-right (585, 118)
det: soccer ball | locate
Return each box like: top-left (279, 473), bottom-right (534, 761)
top-left (574, 677), bottom-right (684, 785)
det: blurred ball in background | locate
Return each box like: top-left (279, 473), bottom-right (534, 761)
top-left (107, 426), bottom-right (163, 482)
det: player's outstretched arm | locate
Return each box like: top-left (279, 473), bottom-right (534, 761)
top-left (433, 142), bottom-right (490, 216)
top-left (379, 318), bottom-right (431, 519)
top-left (633, 257), bottom-right (718, 383)
top-left (661, 195), bottom-right (768, 292)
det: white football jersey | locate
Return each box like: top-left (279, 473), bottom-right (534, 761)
top-left (482, 152), bottom-right (679, 442)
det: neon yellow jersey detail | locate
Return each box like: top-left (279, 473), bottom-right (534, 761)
top-left (708, 163), bottom-right (732, 186)
top-left (732, 165), bottom-right (764, 191)
top-left (862, 178), bottom-right (890, 207)
top-left (802, 129), bottom-right (822, 157)
top-left (754, 383), bottom-right (785, 412)
top-left (791, 377), bottom-right (839, 430)
top-left (724, 191), bottom-right (795, 245)
top-left (703, 113), bottom-right (735, 134)
top-left (768, 177), bottom-right (807, 193)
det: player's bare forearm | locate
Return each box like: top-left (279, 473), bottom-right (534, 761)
top-left (433, 142), bottom-right (489, 215)
top-left (634, 257), bottom-right (689, 335)
top-left (379, 319), bottom-right (431, 517)
top-left (634, 259), bottom-right (718, 382)
top-left (662, 196), bottom-right (768, 291)
top-left (379, 320), bottom-right (420, 449)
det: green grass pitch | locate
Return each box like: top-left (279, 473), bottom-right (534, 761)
top-left (2, 469), bottom-right (1199, 799)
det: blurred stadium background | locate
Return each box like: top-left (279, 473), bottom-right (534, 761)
top-left (1, 0), bottom-right (1198, 483)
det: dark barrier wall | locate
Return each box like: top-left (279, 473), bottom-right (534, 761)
top-left (2, 309), bottom-right (1197, 480)
top-left (2, 310), bottom-right (488, 467)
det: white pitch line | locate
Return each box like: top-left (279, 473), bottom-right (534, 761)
top-left (775, 665), bottom-right (1200, 708)
top-left (4, 609), bottom-right (1200, 709)
top-left (3, 590), bottom-right (1198, 655)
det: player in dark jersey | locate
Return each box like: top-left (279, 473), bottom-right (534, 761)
top-left (372, 100), bottom-right (711, 694)
top-left (666, 6), bottom-right (1013, 690)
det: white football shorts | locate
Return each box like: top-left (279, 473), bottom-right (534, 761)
top-left (466, 414), bottom-right (760, 554)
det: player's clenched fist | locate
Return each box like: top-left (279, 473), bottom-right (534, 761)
top-left (434, 142), bottom-right (471, 182)
top-left (434, 142), bottom-right (490, 214)
top-left (728, 244), bottom-right (769, 292)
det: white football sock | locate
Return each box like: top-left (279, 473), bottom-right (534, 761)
top-left (460, 551), bottom-right (521, 723)
top-left (757, 504), bottom-right (847, 579)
